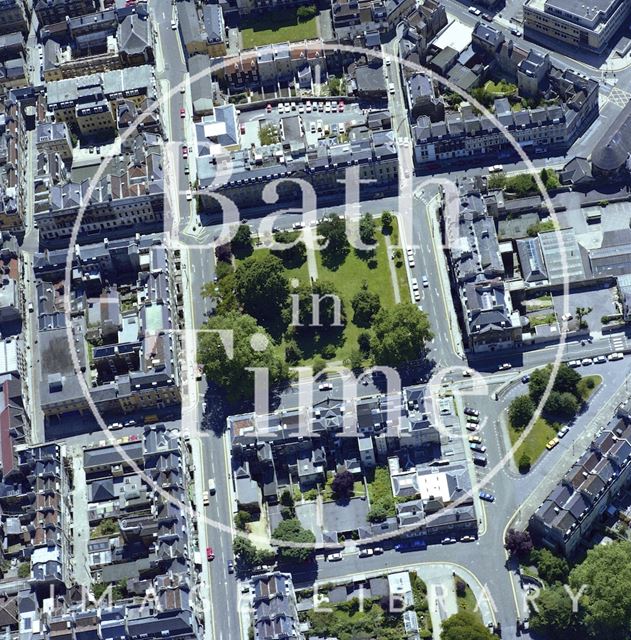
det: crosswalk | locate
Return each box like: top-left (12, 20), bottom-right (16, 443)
top-left (610, 334), bottom-right (627, 353)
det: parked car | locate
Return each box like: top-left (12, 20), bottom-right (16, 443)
top-left (441, 537), bottom-right (457, 545)
top-left (472, 453), bottom-right (488, 466)
top-left (411, 278), bottom-right (419, 290)
top-left (185, 189), bottom-right (192, 201)
top-left (466, 424), bottom-right (478, 432)
top-left (227, 560), bottom-right (234, 573)
top-left (462, 369), bottom-right (473, 377)
top-left (408, 259), bottom-right (416, 268)
top-left (206, 547), bottom-right (215, 561)
top-left (481, 13), bottom-right (493, 21)
top-left (479, 491), bottom-right (495, 502)
top-left (594, 355), bottom-right (607, 364)
top-left (470, 443), bottom-right (487, 453)
top-left (318, 382), bottom-right (333, 391)
top-left (468, 435), bottom-right (482, 444)
top-left (181, 145), bottom-right (188, 159)
top-left (460, 535), bottom-right (476, 542)
top-left (521, 375), bottom-right (530, 383)
top-left (388, 82), bottom-right (395, 95)
top-left (608, 352), bottom-right (624, 361)
top-left (546, 437), bottom-right (560, 450)
top-left (373, 547), bottom-right (384, 555)
top-left (358, 548), bottom-right (374, 558)
top-left (557, 426), bottom-right (570, 438)
top-left (581, 358), bottom-right (593, 366)
top-left (179, 107), bottom-right (185, 118)
top-left (327, 552), bottom-right (343, 562)
top-left (464, 407), bottom-right (479, 417)
top-left (569, 360), bottom-right (581, 368)
top-left (266, 104), bottom-right (273, 113)
top-left (467, 416), bottom-right (480, 425)
top-left (202, 491), bottom-right (209, 506)
top-left (468, 6), bottom-right (481, 16)
top-left (498, 363), bottom-right (512, 370)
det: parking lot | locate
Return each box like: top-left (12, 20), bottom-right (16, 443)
top-left (552, 284), bottom-right (618, 333)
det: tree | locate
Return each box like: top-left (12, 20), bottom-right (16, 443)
top-left (234, 254), bottom-right (289, 323)
top-left (440, 611), bottom-right (494, 640)
top-left (528, 584), bottom-right (578, 639)
top-left (529, 366), bottom-right (551, 403)
top-left (272, 518), bottom-right (315, 563)
top-left (575, 306), bottom-right (592, 330)
top-left (381, 211), bottom-right (393, 234)
top-left (272, 230), bottom-right (306, 267)
top-left (351, 284), bottom-right (381, 327)
top-left (280, 490), bottom-right (294, 508)
top-left (259, 123), bottom-right (279, 145)
top-left (233, 536), bottom-right (262, 567)
top-left (518, 453), bottom-right (531, 474)
top-left (215, 243), bottom-right (232, 263)
top-left (455, 579), bottom-right (467, 598)
top-left (367, 500), bottom-right (390, 523)
top-left (359, 212), bottom-right (376, 245)
top-left (504, 528), bottom-right (533, 559)
top-left (358, 331), bottom-right (371, 354)
top-left (231, 224), bottom-right (252, 258)
top-left (286, 280), bottom-right (345, 330)
top-left (312, 356), bottom-right (326, 375)
top-left (569, 541), bottom-right (631, 638)
top-left (317, 214), bottom-right (349, 264)
top-left (331, 470), bottom-right (354, 499)
top-left (234, 511), bottom-right (252, 531)
top-left (215, 261), bottom-right (233, 281)
top-left (17, 562), bottom-right (30, 579)
top-left (344, 348), bottom-right (363, 371)
top-left (554, 364), bottom-right (582, 398)
top-left (284, 339), bottom-right (303, 365)
top-left (545, 391), bottom-right (578, 420)
top-left (531, 548), bottom-right (569, 585)
top-left (509, 395), bottom-right (535, 430)
top-left (370, 303), bottom-right (433, 367)
top-left (197, 311), bottom-right (288, 403)
top-left (296, 4), bottom-right (317, 21)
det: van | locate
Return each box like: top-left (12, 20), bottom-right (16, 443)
top-left (388, 82), bottom-right (395, 95)
top-left (208, 478), bottom-right (216, 494)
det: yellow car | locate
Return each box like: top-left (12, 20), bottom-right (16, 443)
top-left (546, 437), bottom-right (560, 451)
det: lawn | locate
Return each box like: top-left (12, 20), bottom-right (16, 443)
top-left (510, 416), bottom-right (557, 466)
top-left (578, 374), bottom-right (601, 401)
top-left (388, 218), bottom-right (411, 306)
top-left (240, 9), bottom-right (319, 48)
top-left (454, 577), bottom-right (483, 623)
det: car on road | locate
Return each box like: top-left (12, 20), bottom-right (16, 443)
top-left (407, 248), bottom-right (414, 257)
top-left (388, 82), bottom-right (395, 95)
top-left (202, 491), bottom-right (209, 506)
top-left (472, 453), bottom-right (487, 466)
top-left (489, 164), bottom-right (503, 173)
top-left (227, 560), bottom-right (234, 573)
top-left (561, 313), bottom-right (573, 321)
top-left (184, 164), bottom-right (189, 175)
top-left (608, 352), bottom-right (624, 361)
top-left (171, 19), bottom-right (177, 29)
top-left (479, 491), bottom-right (495, 502)
top-left (108, 422), bottom-right (123, 431)
top-left (208, 478), bottom-right (216, 494)
top-left (358, 548), bottom-right (374, 558)
top-left (468, 6), bottom-right (481, 16)
top-left (441, 537), bottom-right (457, 545)
top-left (511, 27), bottom-right (523, 37)
top-left (266, 104), bottom-right (272, 113)
top-left (594, 355), bottom-right (607, 364)
top-left (557, 426), bottom-right (570, 438)
top-left (206, 547), bottom-right (215, 561)
top-left (464, 407), bottom-right (479, 416)
top-left (181, 145), bottom-right (188, 159)
top-left (408, 258), bottom-right (416, 268)
top-left (581, 358), bottom-right (593, 366)
top-left (179, 107), bottom-right (185, 118)
top-left (498, 362), bottom-right (512, 370)
top-left (460, 535), bottom-right (476, 542)
top-left (481, 13), bottom-right (493, 21)
top-left (470, 443), bottom-right (487, 453)
top-left (462, 369), bottom-right (473, 377)
top-left (546, 437), bottom-right (560, 450)
top-left (569, 360), bottom-right (581, 368)
top-left (521, 375), bottom-right (530, 383)
top-left (468, 435), bottom-right (482, 444)
top-left (185, 189), bottom-right (192, 201)
top-left (318, 382), bottom-right (333, 391)
top-left (422, 275), bottom-right (429, 288)
top-left (373, 547), bottom-right (384, 554)
top-left (327, 552), bottom-right (343, 561)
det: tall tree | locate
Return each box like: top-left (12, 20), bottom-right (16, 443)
top-left (317, 214), bottom-right (349, 262)
top-left (231, 224), bottom-right (253, 258)
top-left (504, 529), bottom-right (533, 558)
top-left (272, 518), bottom-right (316, 563)
top-left (359, 212), bottom-right (376, 245)
top-left (234, 254), bottom-right (289, 322)
top-left (528, 585), bottom-right (578, 639)
top-left (441, 612), bottom-right (495, 640)
top-left (197, 311), bottom-right (288, 404)
top-left (509, 395), bottom-right (536, 430)
top-left (370, 303), bottom-right (433, 366)
top-left (351, 284), bottom-right (381, 327)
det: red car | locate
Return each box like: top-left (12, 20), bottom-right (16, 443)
top-left (206, 547), bottom-right (215, 561)
top-left (266, 104), bottom-right (272, 113)
top-left (182, 145), bottom-right (188, 159)
top-left (179, 108), bottom-right (186, 118)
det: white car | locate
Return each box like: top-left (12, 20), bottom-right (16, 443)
top-left (498, 363), bottom-right (512, 370)
top-left (414, 291), bottom-right (421, 302)
top-left (358, 548), bottom-right (374, 558)
top-left (407, 248), bottom-right (414, 257)
top-left (171, 19), bottom-right (177, 29)
top-left (422, 275), bottom-right (429, 288)
top-left (594, 355), bottom-right (607, 364)
top-left (468, 6), bottom-right (481, 16)
top-left (408, 259), bottom-right (416, 268)
top-left (318, 382), bottom-right (333, 391)
top-left (561, 313), bottom-right (573, 321)
top-left (557, 426), bottom-right (570, 438)
top-left (489, 164), bottom-right (504, 173)
top-left (310, 121), bottom-right (316, 133)
top-left (327, 552), bottom-right (343, 562)
top-left (411, 278), bottom-right (419, 290)
top-left (608, 352), bottom-right (624, 361)
top-left (581, 358), bottom-right (593, 366)
top-left (185, 190), bottom-right (192, 201)
top-left (568, 360), bottom-right (581, 368)
top-left (388, 82), bottom-right (395, 95)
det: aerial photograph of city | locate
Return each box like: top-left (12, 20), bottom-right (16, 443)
top-left (0, 0), bottom-right (631, 638)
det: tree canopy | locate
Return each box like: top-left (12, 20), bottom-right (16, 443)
top-left (509, 394), bottom-right (536, 430)
top-left (351, 285), bottom-right (381, 327)
top-left (504, 528), bottom-right (533, 558)
top-left (370, 303), bottom-right (433, 366)
top-left (440, 611), bottom-right (494, 640)
top-left (331, 470), bottom-right (354, 499)
top-left (234, 254), bottom-right (289, 323)
top-left (359, 212), bottom-right (376, 245)
top-left (231, 224), bottom-right (253, 258)
top-left (528, 584), bottom-right (578, 639)
top-left (318, 214), bottom-right (349, 264)
top-left (197, 311), bottom-right (288, 403)
top-left (272, 518), bottom-right (316, 563)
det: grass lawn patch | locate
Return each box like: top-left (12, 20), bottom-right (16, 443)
top-left (240, 9), bottom-right (318, 48)
top-left (510, 417), bottom-right (558, 466)
top-left (454, 577), bottom-right (483, 623)
top-left (578, 374), bottom-right (601, 401)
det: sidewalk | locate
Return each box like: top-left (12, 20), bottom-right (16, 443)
top-left (384, 236), bottom-right (401, 304)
